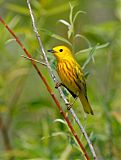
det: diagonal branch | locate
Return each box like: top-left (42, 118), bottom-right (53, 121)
top-left (0, 17), bottom-right (90, 160)
top-left (21, 55), bottom-right (47, 66)
top-left (26, 0), bottom-right (97, 159)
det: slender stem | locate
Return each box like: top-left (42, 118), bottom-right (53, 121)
top-left (27, 0), bottom-right (57, 82)
top-left (0, 117), bottom-right (14, 160)
top-left (0, 117), bottom-right (12, 150)
top-left (0, 17), bottom-right (90, 160)
top-left (26, 1), bottom-right (97, 159)
top-left (21, 55), bottom-right (47, 66)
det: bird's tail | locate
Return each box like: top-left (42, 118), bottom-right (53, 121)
top-left (79, 92), bottom-right (94, 115)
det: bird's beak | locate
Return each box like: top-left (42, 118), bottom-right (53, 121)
top-left (47, 49), bottom-right (56, 53)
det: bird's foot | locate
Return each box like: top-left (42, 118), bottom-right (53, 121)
top-left (55, 82), bottom-right (62, 88)
top-left (66, 97), bottom-right (78, 110)
top-left (71, 97), bottom-right (78, 106)
top-left (66, 102), bottom-right (72, 110)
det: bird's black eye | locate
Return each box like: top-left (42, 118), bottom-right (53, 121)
top-left (59, 49), bottom-right (63, 52)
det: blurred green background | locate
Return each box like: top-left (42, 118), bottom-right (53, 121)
top-left (0, 0), bottom-right (121, 160)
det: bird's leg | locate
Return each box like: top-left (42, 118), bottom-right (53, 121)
top-left (66, 96), bottom-right (78, 110)
top-left (71, 96), bottom-right (78, 106)
top-left (55, 83), bottom-right (78, 110)
top-left (55, 82), bottom-right (62, 88)
top-left (66, 102), bottom-right (71, 110)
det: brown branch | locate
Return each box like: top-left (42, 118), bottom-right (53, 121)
top-left (0, 17), bottom-right (90, 160)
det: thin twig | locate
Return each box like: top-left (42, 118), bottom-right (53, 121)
top-left (0, 17), bottom-right (90, 160)
top-left (26, 1), bottom-right (97, 159)
top-left (21, 55), bottom-right (47, 66)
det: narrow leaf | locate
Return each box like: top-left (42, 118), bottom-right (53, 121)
top-left (54, 119), bottom-right (67, 125)
top-left (69, 2), bottom-right (74, 25)
top-left (73, 10), bottom-right (86, 24)
top-left (82, 44), bottom-right (99, 70)
top-left (74, 34), bottom-right (91, 48)
top-left (46, 2), bottom-right (71, 16)
top-left (58, 19), bottom-right (71, 27)
top-left (75, 42), bottom-right (110, 55)
top-left (5, 38), bottom-right (16, 45)
top-left (68, 26), bottom-right (74, 39)
top-left (5, 3), bottom-right (29, 15)
top-left (40, 28), bottom-right (72, 46)
top-left (8, 15), bottom-right (21, 28)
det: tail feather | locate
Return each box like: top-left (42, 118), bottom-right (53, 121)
top-left (79, 93), bottom-right (94, 115)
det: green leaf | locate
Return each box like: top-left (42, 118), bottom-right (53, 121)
top-left (58, 19), bottom-right (70, 27)
top-left (5, 3), bottom-right (29, 15)
top-left (8, 15), bottom-right (21, 28)
top-left (54, 119), bottom-right (67, 125)
top-left (40, 28), bottom-right (72, 46)
top-left (82, 44), bottom-right (98, 70)
top-left (73, 10), bottom-right (86, 24)
top-left (69, 2), bottom-right (74, 25)
top-left (46, 2), bottom-right (71, 16)
top-left (68, 25), bottom-right (74, 39)
top-left (5, 39), bottom-right (16, 45)
top-left (75, 42), bottom-right (110, 55)
top-left (74, 34), bottom-right (91, 48)
top-left (68, 2), bottom-right (74, 38)
top-left (84, 71), bottom-right (90, 78)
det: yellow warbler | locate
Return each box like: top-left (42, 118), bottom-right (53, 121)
top-left (48, 46), bottom-right (94, 115)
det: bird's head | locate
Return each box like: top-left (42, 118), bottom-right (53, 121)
top-left (48, 46), bottom-right (72, 61)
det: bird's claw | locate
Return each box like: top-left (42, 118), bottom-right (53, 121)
top-left (66, 97), bottom-right (78, 110)
top-left (66, 102), bottom-right (72, 110)
top-left (55, 82), bottom-right (62, 88)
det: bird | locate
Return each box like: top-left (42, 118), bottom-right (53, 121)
top-left (48, 46), bottom-right (94, 115)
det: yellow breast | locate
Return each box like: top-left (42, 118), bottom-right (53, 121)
top-left (57, 61), bottom-right (79, 94)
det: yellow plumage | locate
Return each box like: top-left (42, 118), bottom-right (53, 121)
top-left (48, 46), bottom-right (94, 115)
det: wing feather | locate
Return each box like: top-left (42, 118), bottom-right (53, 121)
top-left (74, 64), bottom-right (87, 97)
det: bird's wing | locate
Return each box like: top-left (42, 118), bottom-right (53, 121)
top-left (74, 64), bottom-right (87, 97)
top-left (62, 84), bottom-right (77, 98)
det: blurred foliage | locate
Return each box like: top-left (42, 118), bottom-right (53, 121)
top-left (0, 0), bottom-right (121, 160)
